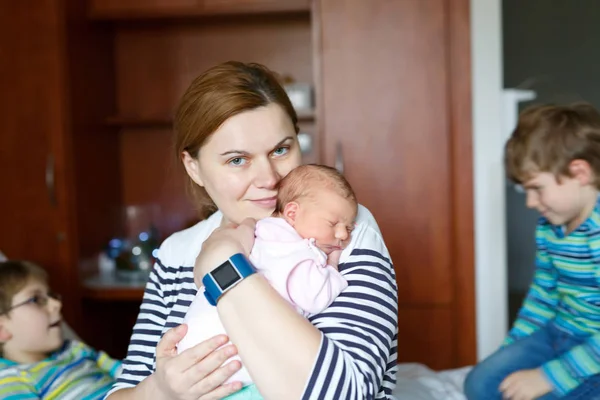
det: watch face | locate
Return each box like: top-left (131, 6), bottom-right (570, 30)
top-left (212, 261), bottom-right (241, 291)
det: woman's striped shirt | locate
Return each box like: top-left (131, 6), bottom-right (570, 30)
top-left (108, 205), bottom-right (398, 399)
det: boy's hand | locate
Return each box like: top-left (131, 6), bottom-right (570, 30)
top-left (499, 368), bottom-right (553, 400)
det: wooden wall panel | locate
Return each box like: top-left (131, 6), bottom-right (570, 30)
top-left (397, 307), bottom-right (455, 370)
top-left (319, 0), bottom-right (453, 306)
top-left (115, 15), bottom-right (313, 235)
top-left (115, 15), bottom-right (312, 119)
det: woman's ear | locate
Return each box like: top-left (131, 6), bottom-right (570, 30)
top-left (181, 151), bottom-right (204, 187)
top-left (568, 159), bottom-right (593, 186)
top-left (282, 202), bottom-right (299, 226)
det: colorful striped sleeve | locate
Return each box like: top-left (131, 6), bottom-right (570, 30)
top-left (96, 350), bottom-right (122, 379)
top-left (0, 371), bottom-right (38, 399)
top-left (505, 223), bottom-right (559, 345)
top-left (542, 333), bottom-right (600, 395)
top-left (301, 222), bottom-right (398, 399)
top-left (540, 227), bottom-right (600, 395)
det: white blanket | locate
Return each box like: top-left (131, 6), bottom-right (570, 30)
top-left (392, 363), bottom-right (471, 400)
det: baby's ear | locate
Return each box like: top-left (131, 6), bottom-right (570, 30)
top-left (283, 202), bottom-right (299, 225)
top-left (0, 317), bottom-right (13, 343)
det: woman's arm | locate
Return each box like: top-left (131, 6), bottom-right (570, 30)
top-left (107, 252), bottom-right (242, 400)
top-left (201, 215), bottom-right (398, 399)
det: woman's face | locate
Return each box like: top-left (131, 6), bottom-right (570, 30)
top-left (184, 103), bottom-right (302, 224)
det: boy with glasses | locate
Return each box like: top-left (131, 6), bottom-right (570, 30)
top-left (0, 260), bottom-right (121, 399)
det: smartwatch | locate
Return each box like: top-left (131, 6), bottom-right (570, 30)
top-left (202, 253), bottom-right (256, 306)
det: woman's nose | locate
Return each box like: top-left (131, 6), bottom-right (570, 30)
top-left (254, 160), bottom-right (279, 189)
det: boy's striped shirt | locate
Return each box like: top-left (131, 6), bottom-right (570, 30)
top-left (506, 198), bottom-right (600, 394)
top-left (0, 340), bottom-right (121, 400)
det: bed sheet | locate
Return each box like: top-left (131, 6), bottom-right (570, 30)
top-left (392, 363), bottom-right (471, 399)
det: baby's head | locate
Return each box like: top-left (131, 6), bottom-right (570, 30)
top-left (0, 261), bottom-right (63, 363)
top-left (274, 164), bottom-right (358, 254)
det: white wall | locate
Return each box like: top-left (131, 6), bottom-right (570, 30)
top-left (470, 0), bottom-right (506, 360)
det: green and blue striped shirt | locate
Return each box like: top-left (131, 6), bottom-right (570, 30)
top-left (506, 198), bottom-right (600, 395)
top-left (0, 340), bottom-right (121, 399)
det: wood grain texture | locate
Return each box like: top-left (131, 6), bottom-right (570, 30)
top-left (319, 0), bottom-right (453, 306)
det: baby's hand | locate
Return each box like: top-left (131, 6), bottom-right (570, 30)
top-left (327, 250), bottom-right (342, 269)
top-left (499, 368), bottom-right (553, 400)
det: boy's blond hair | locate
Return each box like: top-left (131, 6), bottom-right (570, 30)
top-left (505, 102), bottom-right (600, 188)
top-left (273, 164), bottom-right (357, 215)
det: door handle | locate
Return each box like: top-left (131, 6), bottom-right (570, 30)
top-left (45, 153), bottom-right (57, 207)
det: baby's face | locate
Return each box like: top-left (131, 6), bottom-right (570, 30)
top-left (291, 189), bottom-right (357, 254)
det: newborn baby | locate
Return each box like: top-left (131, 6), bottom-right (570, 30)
top-left (177, 164), bottom-right (358, 390)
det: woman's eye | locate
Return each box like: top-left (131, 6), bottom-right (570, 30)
top-left (31, 295), bottom-right (44, 305)
top-left (272, 146), bottom-right (289, 157)
top-left (228, 157), bottom-right (247, 166)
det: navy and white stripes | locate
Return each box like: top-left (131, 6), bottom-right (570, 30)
top-left (108, 206), bottom-right (398, 399)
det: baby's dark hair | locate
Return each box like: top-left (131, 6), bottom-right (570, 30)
top-left (505, 102), bottom-right (600, 187)
top-left (273, 164), bottom-right (357, 215)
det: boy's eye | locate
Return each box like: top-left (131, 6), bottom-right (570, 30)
top-left (31, 294), bottom-right (45, 305)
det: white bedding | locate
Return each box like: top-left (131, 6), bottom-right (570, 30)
top-left (392, 363), bottom-right (471, 400)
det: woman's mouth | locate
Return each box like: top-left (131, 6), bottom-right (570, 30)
top-left (250, 196), bottom-right (277, 208)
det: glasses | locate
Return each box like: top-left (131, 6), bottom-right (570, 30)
top-left (2, 291), bottom-right (62, 314)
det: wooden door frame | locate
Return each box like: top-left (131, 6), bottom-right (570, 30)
top-left (448, 0), bottom-right (476, 366)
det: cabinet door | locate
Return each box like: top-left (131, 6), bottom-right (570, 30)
top-left (0, 1), bottom-right (78, 324)
top-left (318, 0), bottom-right (473, 368)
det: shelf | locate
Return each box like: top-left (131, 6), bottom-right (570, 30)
top-left (89, 0), bottom-right (311, 20)
top-left (105, 109), bottom-right (314, 128)
top-left (104, 116), bottom-right (173, 128)
top-left (82, 274), bottom-right (146, 301)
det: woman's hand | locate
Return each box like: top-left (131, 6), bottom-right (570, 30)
top-left (151, 324), bottom-right (243, 400)
top-left (194, 218), bottom-right (257, 287)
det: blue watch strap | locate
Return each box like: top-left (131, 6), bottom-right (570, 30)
top-left (202, 253), bottom-right (256, 306)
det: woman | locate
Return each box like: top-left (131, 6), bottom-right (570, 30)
top-left (107, 61), bottom-right (398, 400)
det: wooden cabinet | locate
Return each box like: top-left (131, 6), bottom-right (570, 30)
top-left (1, 0), bottom-right (121, 349)
top-left (317, 0), bottom-right (475, 369)
top-left (0, 0), bottom-right (80, 330)
top-left (1, 0), bottom-right (474, 367)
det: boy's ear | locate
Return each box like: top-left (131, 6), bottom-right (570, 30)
top-left (282, 202), bottom-right (300, 226)
top-left (0, 316), bottom-right (13, 343)
top-left (569, 159), bottom-right (593, 186)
